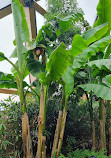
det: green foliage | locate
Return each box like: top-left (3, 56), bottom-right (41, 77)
top-left (79, 83), bottom-right (111, 100)
top-left (12, 0), bottom-right (29, 42)
top-left (0, 52), bottom-right (7, 61)
top-left (62, 67), bottom-right (74, 100)
top-left (0, 71), bottom-right (28, 89)
top-left (82, 23), bottom-right (109, 45)
top-left (12, 0), bottom-right (29, 73)
top-left (103, 74), bottom-right (111, 88)
top-left (10, 45), bottom-right (27, 58)
top-left (70, 34), bottom-right (88, 61)
top-left (87, 59), bottom-right (111, 71)
top-left (0, 97), bottom-right (22, 157)
top-left (0, 72), bottom-right (17, 89)
top-left (72, 35), bottom-right (111, 70)
top-left (104, 43), bottom-right (111, 59)
top-left (67, 149), bottom-right (111, 158)
top-left (39, 43), bottom-right (70, 85)
top-left (45, 0), bottom-right (88, 46)
top-left (27, 59), bottom-right (45, 78)
top-left (94, 0), bottom-right (111, 33)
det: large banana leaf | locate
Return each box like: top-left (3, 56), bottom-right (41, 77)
top-left (79, 83), bottom-right (111, 100)
top-left (87, 59), bottom-right (111, 71)
top-left (70, 23), bottom-right (108, 62)
top-left (82, 23), bottom-right (108, 45)
top-left (0, 72), bottom-right (17, 88)
top-left (27, 59), bottom-right (45, 78)
top-left (104, 43), bottom-right (111, 59)
top-left (12, 0), bottom-right (29, 42)
top-left (10, 45), bottom-right (27, 58)
top-left (102, 74), bottom-right (111, 88)
top-left (11, 61), bottom-right (29, 79)
top-left (94, 0), bottom-right (111, 32)
top-left (12, 0), bottom-right (29, 72)
top-left (46, 42), bottom-right (70, 80)
top-left (70, 34), bottom-right (88, 61)
top-left (72, 35), bottom-right (111, 70)
top-left (0, 80), bottom-right (17, 89)
top-left (39, 43), bottom-right (70, 85)
top-left (0, 72), bottom-right (15, 80)
top-left (0, 72), bottom-right (28, 89)
top-left (62, 67), bottom-right (74, 100)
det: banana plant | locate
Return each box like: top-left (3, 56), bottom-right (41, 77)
top-left (50, 22), bottom-right (111, 157)
top-left (0, 0), bottom-right (33, 157)
top-left (30, 42), bottom-right (70, 158)
top-left (44, 22), bottom-right (111, 158)
top-left (76, 0), bottom-right (111, 152)
top-left (67, 18), bottom-right (111, 153)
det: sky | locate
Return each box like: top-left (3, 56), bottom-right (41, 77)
top-left (0, 0), bottom-right (99, 101)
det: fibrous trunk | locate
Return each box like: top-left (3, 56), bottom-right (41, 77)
top-left (22, 112), bottom-right (33, 158)
top-left (17, 78), bottom-right (33, 158)
top-left (37, 84), bottom-right (45, 158)
top-left (99, 99), bottom-right (106, 150)
top-left (107, 100), bottom-right (111, 155)
top-left (86, 92), bottom-right (96, 151)
top-left (51, 110), bottom-right (63, 158)
top-left (56, 108), bottom-right (67, 158)
top-left (92, 120), bottom-right (96, 151)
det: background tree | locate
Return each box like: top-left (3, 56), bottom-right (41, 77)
top-left (45, 0), bottom-right (90, 47)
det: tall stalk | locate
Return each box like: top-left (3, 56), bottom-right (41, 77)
top-left (86, 92), bottom-right (96, 151)
top-left (11, 0), bottom-right (33, 157)
top-left (37, 49), bottom-right (47, 158)
top-left (51, 99), bottom-right (63, 158)
top-left (56, 99), bottom-right (67, 158)
top-left (37, 84), bottom-right (45, 158)
top-left (99, 98), bottom-right (106, 150)
top-left (107, 100), bottom-right (111, 155)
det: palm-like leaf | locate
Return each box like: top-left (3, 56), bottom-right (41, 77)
top-left (39, 43), bottom-right (70, 85)
top-left (62, 67), bottom-right (74, 100)
top-left (12, 0), bottom-right (29, 72)
top-left (94, 0), bottom-right (111, 32)
top-left (87, 59), bottom-right (111, 71)
top-left (79, 83), bottom-right (111, 100)
top-left (72, 35), bottom-right (111, 70)
top-left (82, 23), bottom-right (108, 45)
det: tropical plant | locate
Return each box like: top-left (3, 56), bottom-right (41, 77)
top-left (75, 0), bottom-right (111, 153)
top-left (45, 0), bottom-right (90, 47)
top-left (0, 0), bottom-right (33, 157)
top-left (67, 149), bottom-right (111, 158)
top-left (27, 21), bottom-right (111, 158)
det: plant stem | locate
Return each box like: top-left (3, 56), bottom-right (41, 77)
top-left (86, 92), bottom-right (96, 150)
top-left (107, 100), bottom-right (111, 155)
top-left (99, 98), bottom-right (106, 150)
top-left (56, 99), bottom-right (67, 158)
top-left (37, 84), bottom-right (45, 158)
top-left (51, 109), bottom-right (63, 157)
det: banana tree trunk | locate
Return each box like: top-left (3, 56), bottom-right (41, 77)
top-left (109, 118), bottom-right (111, 155)
top-left (51, 110), bottom-right (63, 158)
top-left (56, 107), bottom-right (67, 158)
top-left (99, 99), bottom-right (106, 150)
top-left (37, 84), bottom-right (45, 158)
top-left (107, 100), bottom-right (111, 155)
top-left (22, 113), bottom-right (33, 158)
top-left (86, 92), bottom-right (96, 151)
top-left (92, 120), bottom-right (96, 151)
top-left (17, 78), bottom-right (33, 158)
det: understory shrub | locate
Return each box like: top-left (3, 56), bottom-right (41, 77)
top-left (67, 149), bottom-right (111, 158)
